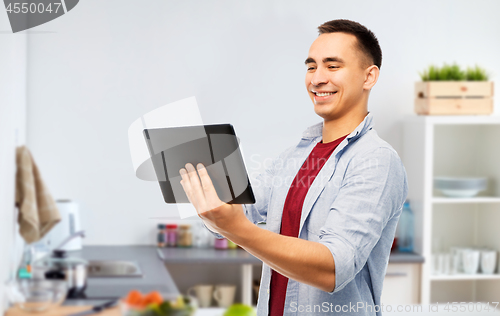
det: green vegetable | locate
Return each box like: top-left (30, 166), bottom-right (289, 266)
top-left (156, 298), bottom-right (194, 316)
top-left (223, 303), bottom-right (256, 316)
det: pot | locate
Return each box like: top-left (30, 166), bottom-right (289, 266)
top-left (32, 231), bottom-right (88, 298)
top-left (34, 249), bottom-right (88, 298)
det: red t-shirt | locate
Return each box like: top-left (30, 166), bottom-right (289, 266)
top-left (268, 134), bottom-right (348, 316)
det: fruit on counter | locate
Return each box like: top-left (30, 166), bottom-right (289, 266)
top-left (223, 303), bottom-right (256, 316)
top-left (124, 290), bottom-right (163, 308)
top-left (122, 290), bottom-right (195, 316)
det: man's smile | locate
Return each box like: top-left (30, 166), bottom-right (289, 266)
top-left (311, 90), bottom-right (338, 101)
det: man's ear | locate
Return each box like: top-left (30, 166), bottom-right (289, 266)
top-left (363, 65), bottom-right (379, 90)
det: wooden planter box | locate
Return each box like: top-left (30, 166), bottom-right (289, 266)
top-left (415, 81), bottom-right (494, 115)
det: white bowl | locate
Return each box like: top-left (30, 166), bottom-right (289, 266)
top-left (434, 177), bottom-right (487, 198)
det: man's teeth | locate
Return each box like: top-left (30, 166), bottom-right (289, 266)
top-left (315, 92), bottom-right (336, 97)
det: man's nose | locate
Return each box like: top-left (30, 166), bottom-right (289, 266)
top-left (310, 68), bottom-right (329, 86)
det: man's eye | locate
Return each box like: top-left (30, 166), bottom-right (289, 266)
top-left (307, 67), bottom-right (316, 71)
top-left (328, 66), bottom-right (338, 69)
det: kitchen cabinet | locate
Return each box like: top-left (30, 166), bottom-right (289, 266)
top-left (381, 263), bottom-right (421, 305)
top-left (403, 115), bottom-right (500, 304)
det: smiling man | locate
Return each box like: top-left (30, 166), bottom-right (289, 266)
top-left (179, 19), bottom-right (408, 316)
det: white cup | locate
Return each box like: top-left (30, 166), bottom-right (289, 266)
top-left (213, 284), bottom-right (236, 308)
top-left (450, 247), bottom-right (466, 274)
top-left (187, 284), bottom-right (213, 308)
top-left (442, 253), bottom-right (451, 275)
top-left (431, 254), bottom-right (441, 275)
top-left (462, 249), bottom-right (480, 274)
top-left (481, 250), bottom-right (497, 274)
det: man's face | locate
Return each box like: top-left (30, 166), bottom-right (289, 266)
top-left (305, 32), bottom-right (370, 120)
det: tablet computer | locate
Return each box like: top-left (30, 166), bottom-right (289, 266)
top-left (143, 124), bottom-right (255, 204)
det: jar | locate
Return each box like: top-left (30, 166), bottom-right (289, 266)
top-left (157, 224), bottom-right (166, 248)
top-left (166, 224), bottom-right (178, 247)
top-left (177, 224), bottom-right (193, 247)
top-left (214, 237), bottom-right (228, 250)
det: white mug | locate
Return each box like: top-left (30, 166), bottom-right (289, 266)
top-left (450, 247), bottom-right (465, 274)
top-left (213, 284), bottom-right (236, 308)
top-left (481, 250), bottom-right (497, 274)
top-left (462, 249), bottom-right (480, 274)
top-left (187, 284), bottom-right (213, 308)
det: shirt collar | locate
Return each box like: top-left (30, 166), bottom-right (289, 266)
top-left (301, 112), bottom-right (374, 142)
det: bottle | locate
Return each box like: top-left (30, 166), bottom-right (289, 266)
top-left (157, 224), bottom-right (166, 248)
top-left (166, 224), bottom-right (178, 247)
top-left (397, 200), bottom-right (414, 252)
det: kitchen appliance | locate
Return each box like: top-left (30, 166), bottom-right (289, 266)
top-left (36, 200), bottom-right (82, 251)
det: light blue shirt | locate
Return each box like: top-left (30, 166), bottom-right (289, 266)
top-left (211, 112), bottom-right (408, 315)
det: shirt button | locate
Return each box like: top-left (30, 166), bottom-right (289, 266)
top-left (267, 289), bottom-right (269, 294)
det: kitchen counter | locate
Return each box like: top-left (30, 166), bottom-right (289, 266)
top-left (64, 246), bottom-right (179, 305)
top-left (389, 251), bottom-right (425, 264)
top-left (62, 246), bottom-right (423, 307)
top-left (158, 247), bottom-right (424, 264)
top-left (157, 247), bottom-right (261, 264)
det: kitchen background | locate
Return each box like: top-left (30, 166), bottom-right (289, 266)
top-left (1, 0), bottom-right (500, 312)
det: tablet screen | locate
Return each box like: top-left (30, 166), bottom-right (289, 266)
top-left (143, 124), bottom-right (255, 204)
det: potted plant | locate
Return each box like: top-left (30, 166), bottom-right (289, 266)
top-left (415, 63), bottom-right (494, 115)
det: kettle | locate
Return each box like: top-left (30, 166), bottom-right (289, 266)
top-left (36, 200), bottom-right (82, 251)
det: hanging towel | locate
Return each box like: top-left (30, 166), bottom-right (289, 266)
top-left (15, 146), bottom-right (60, 244)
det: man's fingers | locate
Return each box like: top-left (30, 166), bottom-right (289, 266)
top-left (196, 163), bottom-right (223, 207)
top-left (185, 163), bottom-right (208, 211)
top-left (179, 168), bottom-right (196, 206)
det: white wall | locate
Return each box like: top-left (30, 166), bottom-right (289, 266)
top-left (24, 0), bottom-right (500, 245)
top-left (0, 12), bottom-right (27, 311)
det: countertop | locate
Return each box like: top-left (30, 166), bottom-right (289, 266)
top-left (158, 247), bottom-right (261, 264)
top-left (158, 247), bottom-right (425, 264)
top-left (389, 251), bottom-right (425, 264)
top-left (64, 246), bottom-right (179, 306)
top-left (62, 246), bottom-right (423, 307)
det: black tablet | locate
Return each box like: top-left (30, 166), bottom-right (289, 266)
top-left (143, 124), bottom-right (255, 204)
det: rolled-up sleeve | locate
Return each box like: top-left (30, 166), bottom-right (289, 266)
top-left (319, 147), bottom-right (408, 294)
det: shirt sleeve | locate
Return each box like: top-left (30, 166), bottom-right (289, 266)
top-left (318, 147), bottom-right (408, 294)
top-left (204, 145), bottom-right (295, 239)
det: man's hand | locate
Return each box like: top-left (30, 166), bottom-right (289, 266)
top-left (179, 163), bottom-right (336, 292)
top-left (179, 163), bottom-right (250, 236)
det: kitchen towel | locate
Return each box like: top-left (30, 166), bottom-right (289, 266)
top-left (15, 146), bottom-right (60, 244)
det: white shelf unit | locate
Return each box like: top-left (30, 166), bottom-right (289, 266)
top-left (403, 115), bottom-right (500, 305)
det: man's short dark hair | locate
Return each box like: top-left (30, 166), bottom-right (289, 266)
top-left (318, 19), bottom-right (382, 70)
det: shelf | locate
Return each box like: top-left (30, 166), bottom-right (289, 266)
top-left (406, 115), bottom-right (500, 125)
top-left (433, 197), bottom-right (500, 204)
top-left (431, 274), bottom-right (500, 281)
